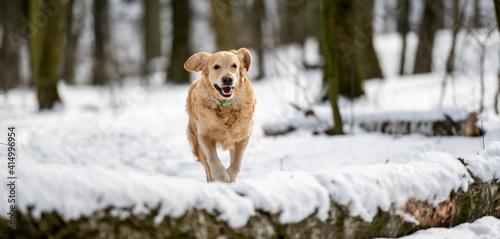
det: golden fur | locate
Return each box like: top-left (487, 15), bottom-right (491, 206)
top-left (184, 48), bottom-right (256, 182)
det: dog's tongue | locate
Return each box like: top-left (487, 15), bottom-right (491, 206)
top-left (221, 87), bottom-right (232, 94)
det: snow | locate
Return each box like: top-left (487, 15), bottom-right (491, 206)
top-left (1, 22), bottom-right (500, 232)
top-left (231, 172), bottom-right (330, 223)
top-left (314, 151), bottom-right (472, 222)
top-left (384, 216), bottom-right (500, 239)
top-left (0, 137), bottom-right (477, 227)
top-left (16, 160), bottom-right (255, 228)
top-left (465, 141), bottom-right (500, 182)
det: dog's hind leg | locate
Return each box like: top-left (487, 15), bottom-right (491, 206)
top-left (227, 136), bottom-right (250, 183)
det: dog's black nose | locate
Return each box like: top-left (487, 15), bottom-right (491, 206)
top-left (222, 76), bottom-right (233, 86)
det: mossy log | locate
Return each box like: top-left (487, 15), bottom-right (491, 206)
top-left (359, 113), bottom-right (483, 137)
top-left (1, 164), bottom-right (498, 239)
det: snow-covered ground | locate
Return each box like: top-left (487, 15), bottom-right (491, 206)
top-left (383, 216), bottom-right (500, 239)
top-left (1, 29), bottom-right (500, 236)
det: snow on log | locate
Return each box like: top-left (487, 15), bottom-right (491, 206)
top-left (1, 142), bottom-right (499, 238)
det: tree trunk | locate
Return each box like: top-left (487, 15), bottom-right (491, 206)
top-left (320, 0), bottom-right (381, 99)
top-left (322, 0), bottom-right (344, 135)
top-left (493, 0), bottom-right (500, 114)
top-left (329, 0), bottom-right (364, 99)
top-left (63, 0), bottom-right (80, 85)
top-left (280, 0), bottom-right (309, 45)
top-left (473, 0), bottom-right (482, 28)
top-left (211, 0), bottom-right (238, 51)
top-left (143, 0), bottom-right (162, 79)
top-left (0, 0), bottom-right (4, 28)
top-left (413, 0), bottom-right (443, 74)
top-left (397, 0), bottom-right (410, 75)
top-left (0, 0), bottom-right (22, 91)
top-left (92, 0), bottom-right (110, 85)
top-left (167, 0), bottom-right (191, 84)
top-left (29, 0), bottom-right (69, 109)
top-left (252, 0), bottom-right (265, 80)
top-left (354, 0), bottom-right (383, 80)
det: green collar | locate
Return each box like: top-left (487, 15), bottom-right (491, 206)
top-left (208, 90), bottom-right (237, 106)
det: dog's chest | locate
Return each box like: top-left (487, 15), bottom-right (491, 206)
top-left (216, 107), bottom-right (241, 127)
top-left (209, 104), bottom-right (253, 144)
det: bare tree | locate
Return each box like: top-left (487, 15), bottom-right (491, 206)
top-left (211, 0), bottom-right (238, 50)
top-left (321, 0), bottom-right (344, 135)
top-left (0, 0), bottom-right (23, 91)
top-left (29, 0), bottom-right (69, 109)
top-left (473, 0), bottom-right (483, 28)
top-left (279, 0), bottom-right (309, 45)
top-left (397, 0), bottom-right (410, 75)
top-left (143, 0), bottom-right (162, 81)
top-left (494, 0), bottom-right (500, 114)
top-left (439, 0), bottom-right (463, 107)
top-left (413, 0), bottom-right (443, 74)
top-left (92, 0), bottom-right (110, 85)
top-left (63, 0), bottom-right (82, 85)
top-left (354, 0), bottom-right (383, 80)
top-left (467, 24), bottom-right (496, 113)
top-left (247, 0), bottom-right (265, 80)
top-left (167, 0), bottom-right (191, 84)
top-left (0, 0), bottom-right (4, 28)
top-left (325, 0), bottom-right (383, 99)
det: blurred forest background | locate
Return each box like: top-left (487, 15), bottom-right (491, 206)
top-left (1, 0), bottom-right (500, 135)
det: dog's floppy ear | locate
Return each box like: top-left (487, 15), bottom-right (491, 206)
top-left (184, 52), bottom-right (211, 72)
top-left (235, 48), bottom-right (251, 72)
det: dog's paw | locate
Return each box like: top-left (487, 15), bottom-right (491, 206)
top-left (229, 175), bottom-right (238, 183)
top-left (226, 168), bottom-right (239, 183)
top-left (213, 169), bottom-right (230, 183)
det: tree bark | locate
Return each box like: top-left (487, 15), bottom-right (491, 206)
top-left (0, 0), bottom-right (4, 28)
top-left (493, 0), bottom-right (500, 114)
top-left (92, 0), bottom-right (110, 85)
top-left (143, 0), bottom-right (162, 79)
top-left (330, 0), bottom-right (364, 99)
top-left (29, 0), bottom-right (69, 109)
top-left (63, 0), bottom-right (80, 85)
top-left (397, 0), bottom-right (410, 75)
top-left (251, 0), bottom-right (265, 80)
top-left (354, 0), bottom-right (383, 80)
top-left (167, 0), bottom-right (191, 84)
top-left (322, 0), bottom-right (344, 135)
top-left (0, 0), bottom-right (23, 91)
top-left (280, 0), bottom-right (308, 45)
top-left (413, 0), bottom-right (443, 74)
top-left (210, 0), bottom-right (238, 50)
top-left (473, 0), bottom-right (482, 28)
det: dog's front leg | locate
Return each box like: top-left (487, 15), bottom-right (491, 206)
top-left (227, 136), bottom-right (250, 183)
top-left (199, 135), bottom-right (230, 182)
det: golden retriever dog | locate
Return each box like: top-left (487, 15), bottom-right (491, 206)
top-left (184, 48), bottom-right (256, 183)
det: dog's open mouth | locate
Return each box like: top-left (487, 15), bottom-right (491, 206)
top-left (214, 84), bottom-right (234, 98)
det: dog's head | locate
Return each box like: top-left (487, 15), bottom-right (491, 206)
top-left (184, 48), bottom-right (251, 99)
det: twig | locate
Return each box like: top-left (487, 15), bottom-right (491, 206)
top-left (280, 156), bottom-right (287, 171)
top-left (465, 24), bottom-right (497, 113)
top-left (481, 121), bottom-right (485, 149)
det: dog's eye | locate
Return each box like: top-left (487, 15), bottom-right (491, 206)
top-left (232, 64), bottom-right (237, 68)
top-left (213, 65), bottom-right (220, 70)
